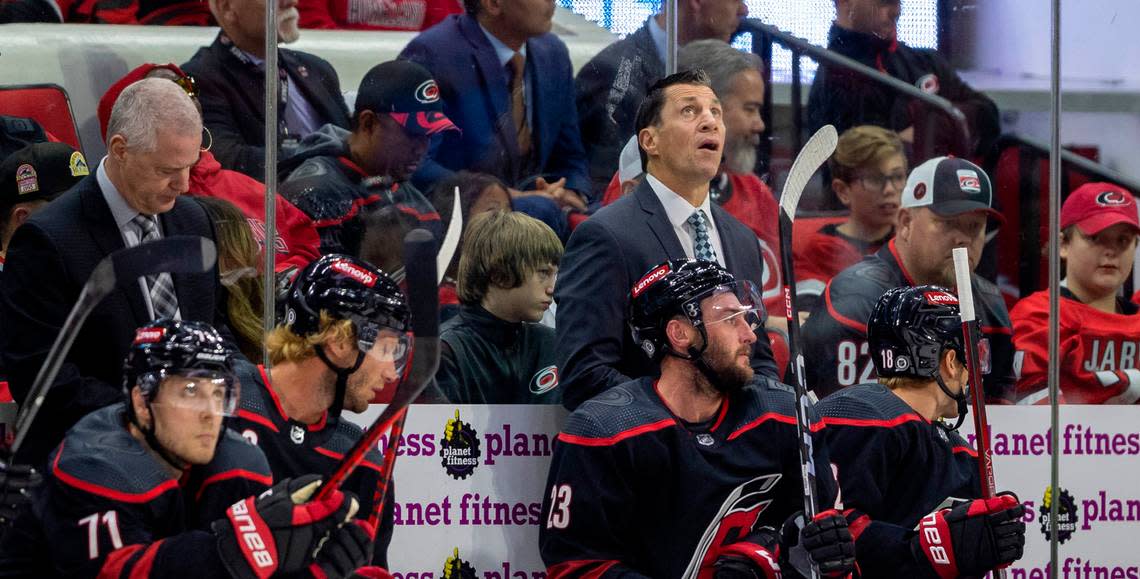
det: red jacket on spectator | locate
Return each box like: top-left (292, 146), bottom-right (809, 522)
top-left (298, 0), bottom-right (459, 31)
top-left (792, 217), bottom-right (890, 312)
top-left (98, 63), bottom-right (321, 271)
top-left (189, 150), bottom-right (321, 271)
top-left (55, 0), bottom-right (212, 24)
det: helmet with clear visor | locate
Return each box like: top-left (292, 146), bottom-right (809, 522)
top-left (123, 319), bottom-right (240, 417)
top-left (629, 259), bottom-right (765, 361)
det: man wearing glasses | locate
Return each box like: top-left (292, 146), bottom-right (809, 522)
top-left (541, 259), bottom-right (856, 579)
top-left (802, 156), bottom-right (1015, 402)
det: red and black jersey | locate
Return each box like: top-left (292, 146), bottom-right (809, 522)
top-left (1011, 288), bottom-right (1140, 404)
top-left (818, 383), bottom-right (981, 578)
top-left (538, 376), bottom-right (839, 579)
top-left (801, 239), bottom-right (1015, 401)
top-left (0, 403), bottom-right (272, 578)
top-left (297, 0), bottom-right (461, 31)
top-left (792, 221), bottom-right (891, 312)
top-left (229, 360), bottom-right (395, 567)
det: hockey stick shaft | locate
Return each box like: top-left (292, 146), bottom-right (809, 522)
top-left (316, 229), bottom-right (441, 500)
top-left (8, 236), bottom-right (216, 458)
top-left (951, 248), bottom-right (998, 499)
top-left (778, 126), bottom-right (837, 579)
top-left (366, 409), bottom-right (407, 529)
top-left (952, 249), bottom-right (1006, 579)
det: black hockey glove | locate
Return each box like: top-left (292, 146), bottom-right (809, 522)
top-left (213, 474), bottom-right (359, 579)
top-left (309, 520), bottom-right (375, 579)
top-left (781, 510), bottom-right (856, 578)
top-left (713, 526), bottom-right (782, 579)
top-left (0, 460), bottom-right (42, 525)
top-left (912, 492), bottom-right (1026, 579)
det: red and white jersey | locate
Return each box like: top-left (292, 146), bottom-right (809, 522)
top-left (1011, 288), bottom-right (1140, 404)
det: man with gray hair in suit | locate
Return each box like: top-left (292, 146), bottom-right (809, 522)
top-left (0, 78), bottom-right (230, 465)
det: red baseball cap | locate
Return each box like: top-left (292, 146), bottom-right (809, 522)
top-left (1061, 182), bottom-right (1140, 235)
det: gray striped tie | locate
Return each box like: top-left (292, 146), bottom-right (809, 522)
top-left (131, 214), bottom-right (179, 319)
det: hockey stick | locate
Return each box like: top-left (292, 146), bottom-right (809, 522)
top-left (315, 228), bottom-right (441, 501)
top-left (951, 247), bottom-right (1006, 579)
top-left (778, 124), bottom-right (839, 579)
top-left (363, 192), bottom-right (462, 526)
top-left (7, 235), bottom-right (218, 458)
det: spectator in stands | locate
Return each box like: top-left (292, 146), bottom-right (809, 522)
top-left (0, 116), bottom-right (51, 160)
top-left (555, 70), bottom-right (778, 410)
top-left (1011, 183), bottom-right (1140, 405)
top-left (428, 171), bottom-right (512, 320)
top-left (575, 0), bottom-right (747, 197)
top-left (0, 143), bottom-right (88, 276)
top-left (1, 0), bottom-right (214, 24)
top-left (807, 0), bottom-right (1000, 158)
top-left (196, 196), bottom-right (266, 361)
top-left (298, 0), bottom-right (459, 31)
top-left (802, 156), bottom-right (1014, 401)
top-left (279, 60), bottom-right (454, 257)
top-left (398, 0), bottom-right (590, 212)
top-left (183, 0), bottom-right (351, 179)
top-left (436, 210), bottom-right (562, 403)
top-left (794, 125), bottom-right (905, 313)
top-left (0, 78), bottom-right (231, 465)
top-left (98, 62), bottom-right (321, 272)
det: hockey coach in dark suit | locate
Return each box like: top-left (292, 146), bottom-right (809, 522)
top-left (0, 78), bottom-right (230, 465)
top-left (555, 69), bottom-right (779, 410)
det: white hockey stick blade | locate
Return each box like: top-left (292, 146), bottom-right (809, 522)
top-left (780, 125), bottom-right (839, 218)
top-left (436, 188), bottom-right (463, 284)
top-left (951, 247), bottom-right (976, 322)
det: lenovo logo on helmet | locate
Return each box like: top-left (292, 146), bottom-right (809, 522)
top-left (923, 292), bottom-right (959, 306)
top-left (632, 264), bottom-right (671, 298)
top-left (331, 260), bottom-right (377, 287)
top-left (133, 328), bottom-right (166, 345)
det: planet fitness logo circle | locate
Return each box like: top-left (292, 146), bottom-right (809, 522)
top-left (440, 410), bottom-right (481, 480)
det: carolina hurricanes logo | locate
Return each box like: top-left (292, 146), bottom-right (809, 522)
top-left (913, 183), bottom-right (928, 200)
top-left (330, 260), bottom-right (377, 287)
top-left (957, 170), bottom-right (982, 194)
top-left (684, 474), bottom-right (782, 579)
top-left (758, 239), bottom-right (781, 303)
top-left (632, 264), bottom-right (671, 298)
top-left (133, 328), bottom-right (166, 344)
top-left (415, 79), bottom-right (440, 104)
top-left (923, 291), bottom-right (959, 306)
top-left (1095, 190), bottom-right (1131, 207)
top-left (916, 73), bottom-right (940, 94)
top-left (529, 365), bottom-right (559, 395)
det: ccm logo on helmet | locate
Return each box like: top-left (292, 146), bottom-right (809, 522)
top-left (923, 291), bottom-right (959, 306)
top-left (632, 264), bottom-right (671, 298)
top-left (229, 500), bottom-right (276, 569)
top-left (133, 328), bottom-right (166, 345)
top-left (1096, 190), bottom-right (1131, 207)
top-left (331, 261), bottom-right (377, 287)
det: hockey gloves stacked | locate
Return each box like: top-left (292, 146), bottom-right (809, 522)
top-left (214, 474), bottom-right (367, 579)
top-left (913, 493), bottom-right (1026, 578)
top-left (0, 460), bottom-right (41, 525)
top-left (714, 511), bottom-right (856, 579)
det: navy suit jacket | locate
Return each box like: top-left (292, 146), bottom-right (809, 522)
top-left (554, 179), bottom-right (778, 410)
top-left (399, 14), bottom-right (591, 197)
top-left (0, 176), bottom-right (228, 464)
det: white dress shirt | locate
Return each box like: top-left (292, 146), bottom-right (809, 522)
top-left (645, 174), bottom-right (726, 267)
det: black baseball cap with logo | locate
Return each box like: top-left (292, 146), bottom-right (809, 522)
top-left (900, 156), bottom-right (1004, 224)
top-left (354, 60), bottom-right (459, 137)
top-left (0, 142), bottom-right (88, 214)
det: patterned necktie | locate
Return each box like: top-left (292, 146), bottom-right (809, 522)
top-left (131, 215), bottom-right (179, 320)
top-left (687, 210), bottom-right (718, 263)
top-left (508, 52), bottom-right (532, 156)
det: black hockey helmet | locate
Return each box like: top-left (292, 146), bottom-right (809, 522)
top-left (629, 259), bottom-right (763, 361)
top-left (123, 318), bottom-right (239, 414)
top-left (867, 285), bottom-right (965, 379)
top-left (284, 254), bottom-right (411, 417)
top-left (285, 254), bottom-right (410, 342)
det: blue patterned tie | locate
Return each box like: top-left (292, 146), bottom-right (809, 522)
top-left (687, 210), bottom-right (718, 263)
top-left (131, 215), bottom-right (179, 320)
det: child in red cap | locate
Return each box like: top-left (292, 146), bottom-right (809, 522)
top-left (1011, 182), bottom-right (1140, 404)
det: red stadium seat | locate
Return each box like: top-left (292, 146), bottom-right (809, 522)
top-left (0, 84), bottom-right (83, 152)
